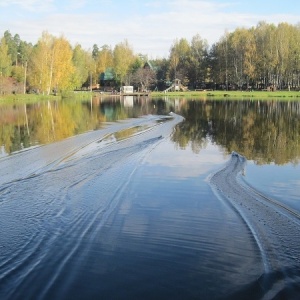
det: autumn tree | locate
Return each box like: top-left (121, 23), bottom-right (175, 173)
top-left (51, 36), bottom-right (75, 92)
top-left (189, 34), bottom-right (209, 88)
top-left (169, 38), bottom-right (191, 85)
top-left (28, 32), bottom-right (75, 94)
top-left (95, 45), bottom-right (113, 86)
top-left (209, 22), bottom-right (300, 90)
top-left (288, 24), bottom-right (300, 88)
top-left (229, 28), bottom-right (257, 89)
top-left (274, 23), bottom-right (295, 89)
top-left (208, 32), bottom-right (229, 89)
top-left (0, 36), bottom-right (12, 77)
top-left (254, 21), bottom-right (274, 88)
top-left (113, 40), bottom-right (135, 85)
top-left (72, 44), bottom-right (90, 89)
top-left (28, 32), bottom-right (54, 94)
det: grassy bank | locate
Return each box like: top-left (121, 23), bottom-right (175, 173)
top-left (0, 91), bottom-right (93, 103)
top-left (151, 90), bottom-right (300, 99)
top-left (2, 90), bottom-right (300, 103)
top-left (0, 94), bottom-right (58, 104)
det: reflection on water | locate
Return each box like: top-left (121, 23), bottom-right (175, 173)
top-left (0, 96), bottom-right (157, 157)
top-left (171, 99), bottom-right (300, 165)
top-left (1, 96), bottom-right (300, 165)
top-left (1, 96), bottom-right (300, 299)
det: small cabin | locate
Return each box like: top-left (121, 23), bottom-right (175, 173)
top-left (120, 86), bottom-right (134, 94)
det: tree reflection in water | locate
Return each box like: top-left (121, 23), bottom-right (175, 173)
top-left (171, 99), bottom-right (300, 165)
top-left (1, 97), bottom-right (300, 166)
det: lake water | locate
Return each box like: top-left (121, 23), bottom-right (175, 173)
top-left (0, 95), bottom-right (300, 299)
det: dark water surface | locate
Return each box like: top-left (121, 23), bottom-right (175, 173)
top-left (1, 96), bottom-right (300, 299)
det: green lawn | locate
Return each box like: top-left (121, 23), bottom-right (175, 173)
top-left (151, 90), bottom-right (300, 99)
top-left (2, 90), bottom-right (300, 103)
top-left (0, 91), bottom-right (93, 103)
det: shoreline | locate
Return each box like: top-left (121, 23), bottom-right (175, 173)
top-left (1, 90), bottom-right (300, 103)
top-left (150, 90), bottom-right (300, 99)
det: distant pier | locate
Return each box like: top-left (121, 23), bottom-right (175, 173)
top-left (120, 92), bottom-right (150, 96)
top-left (94, 91), bottom-right (150, 97)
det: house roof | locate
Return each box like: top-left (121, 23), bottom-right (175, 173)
top-left (143, 60), bottom-right (157, 71)
top-left (100, 67), bottom-right (114, 81)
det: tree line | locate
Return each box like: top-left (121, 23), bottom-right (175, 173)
top-left (1, 21), bottom-right (300, 95)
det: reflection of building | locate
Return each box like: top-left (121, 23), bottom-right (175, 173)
top-left (123, 96), bottom-right (134, 107)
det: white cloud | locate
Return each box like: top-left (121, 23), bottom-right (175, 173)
top-left (1, 0), bottom-right (300, 57)
top-left (0, 0), bottom-right (55, 12)
top-left (142, 141), bottom-right (228, 179)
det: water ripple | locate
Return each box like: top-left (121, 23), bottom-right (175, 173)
top-left (0, 113), bottom-right (184, 300)
top-left (210, 152), bottom-right (300, 298)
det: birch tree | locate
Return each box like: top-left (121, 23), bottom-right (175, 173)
top-left (51, 36), bottom-right (75, 92)
top-left (190, 34), bottom-right (208, 87)
top-left (0, 36), bottom-right (12, 77)
top-left (96, 45), bottom-right (113, 76)
top-left (29, 32), bottom-right (75, 94)
top-left (169, 38), bottom-right (191, 84)
top-left (72, 44), bottom-right (90, 89)
top-left (28, 31), bottom-right (53, 94)
top-left (113, 40), bottom-right (135, 85)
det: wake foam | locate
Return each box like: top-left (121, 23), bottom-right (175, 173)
top-left (209, 152), bottom-right (300, 298)
top-left (0, 113), bottom-right (184, 299)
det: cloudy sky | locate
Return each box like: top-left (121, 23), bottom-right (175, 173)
top-left (0, 0), bottom-right (299, 58)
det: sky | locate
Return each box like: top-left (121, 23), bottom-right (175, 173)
top-left (0, 0), bottom-right (300, 58)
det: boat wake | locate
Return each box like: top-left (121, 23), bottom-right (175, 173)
top-left (209, 152), bottom-right (300, 299)
top-left (0, 113), bottom-right (184, 300)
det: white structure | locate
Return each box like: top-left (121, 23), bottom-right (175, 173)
top-left (120, 86), bottom-right (134, 94)
top-left (123, 96), bottom-right (134, 107)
